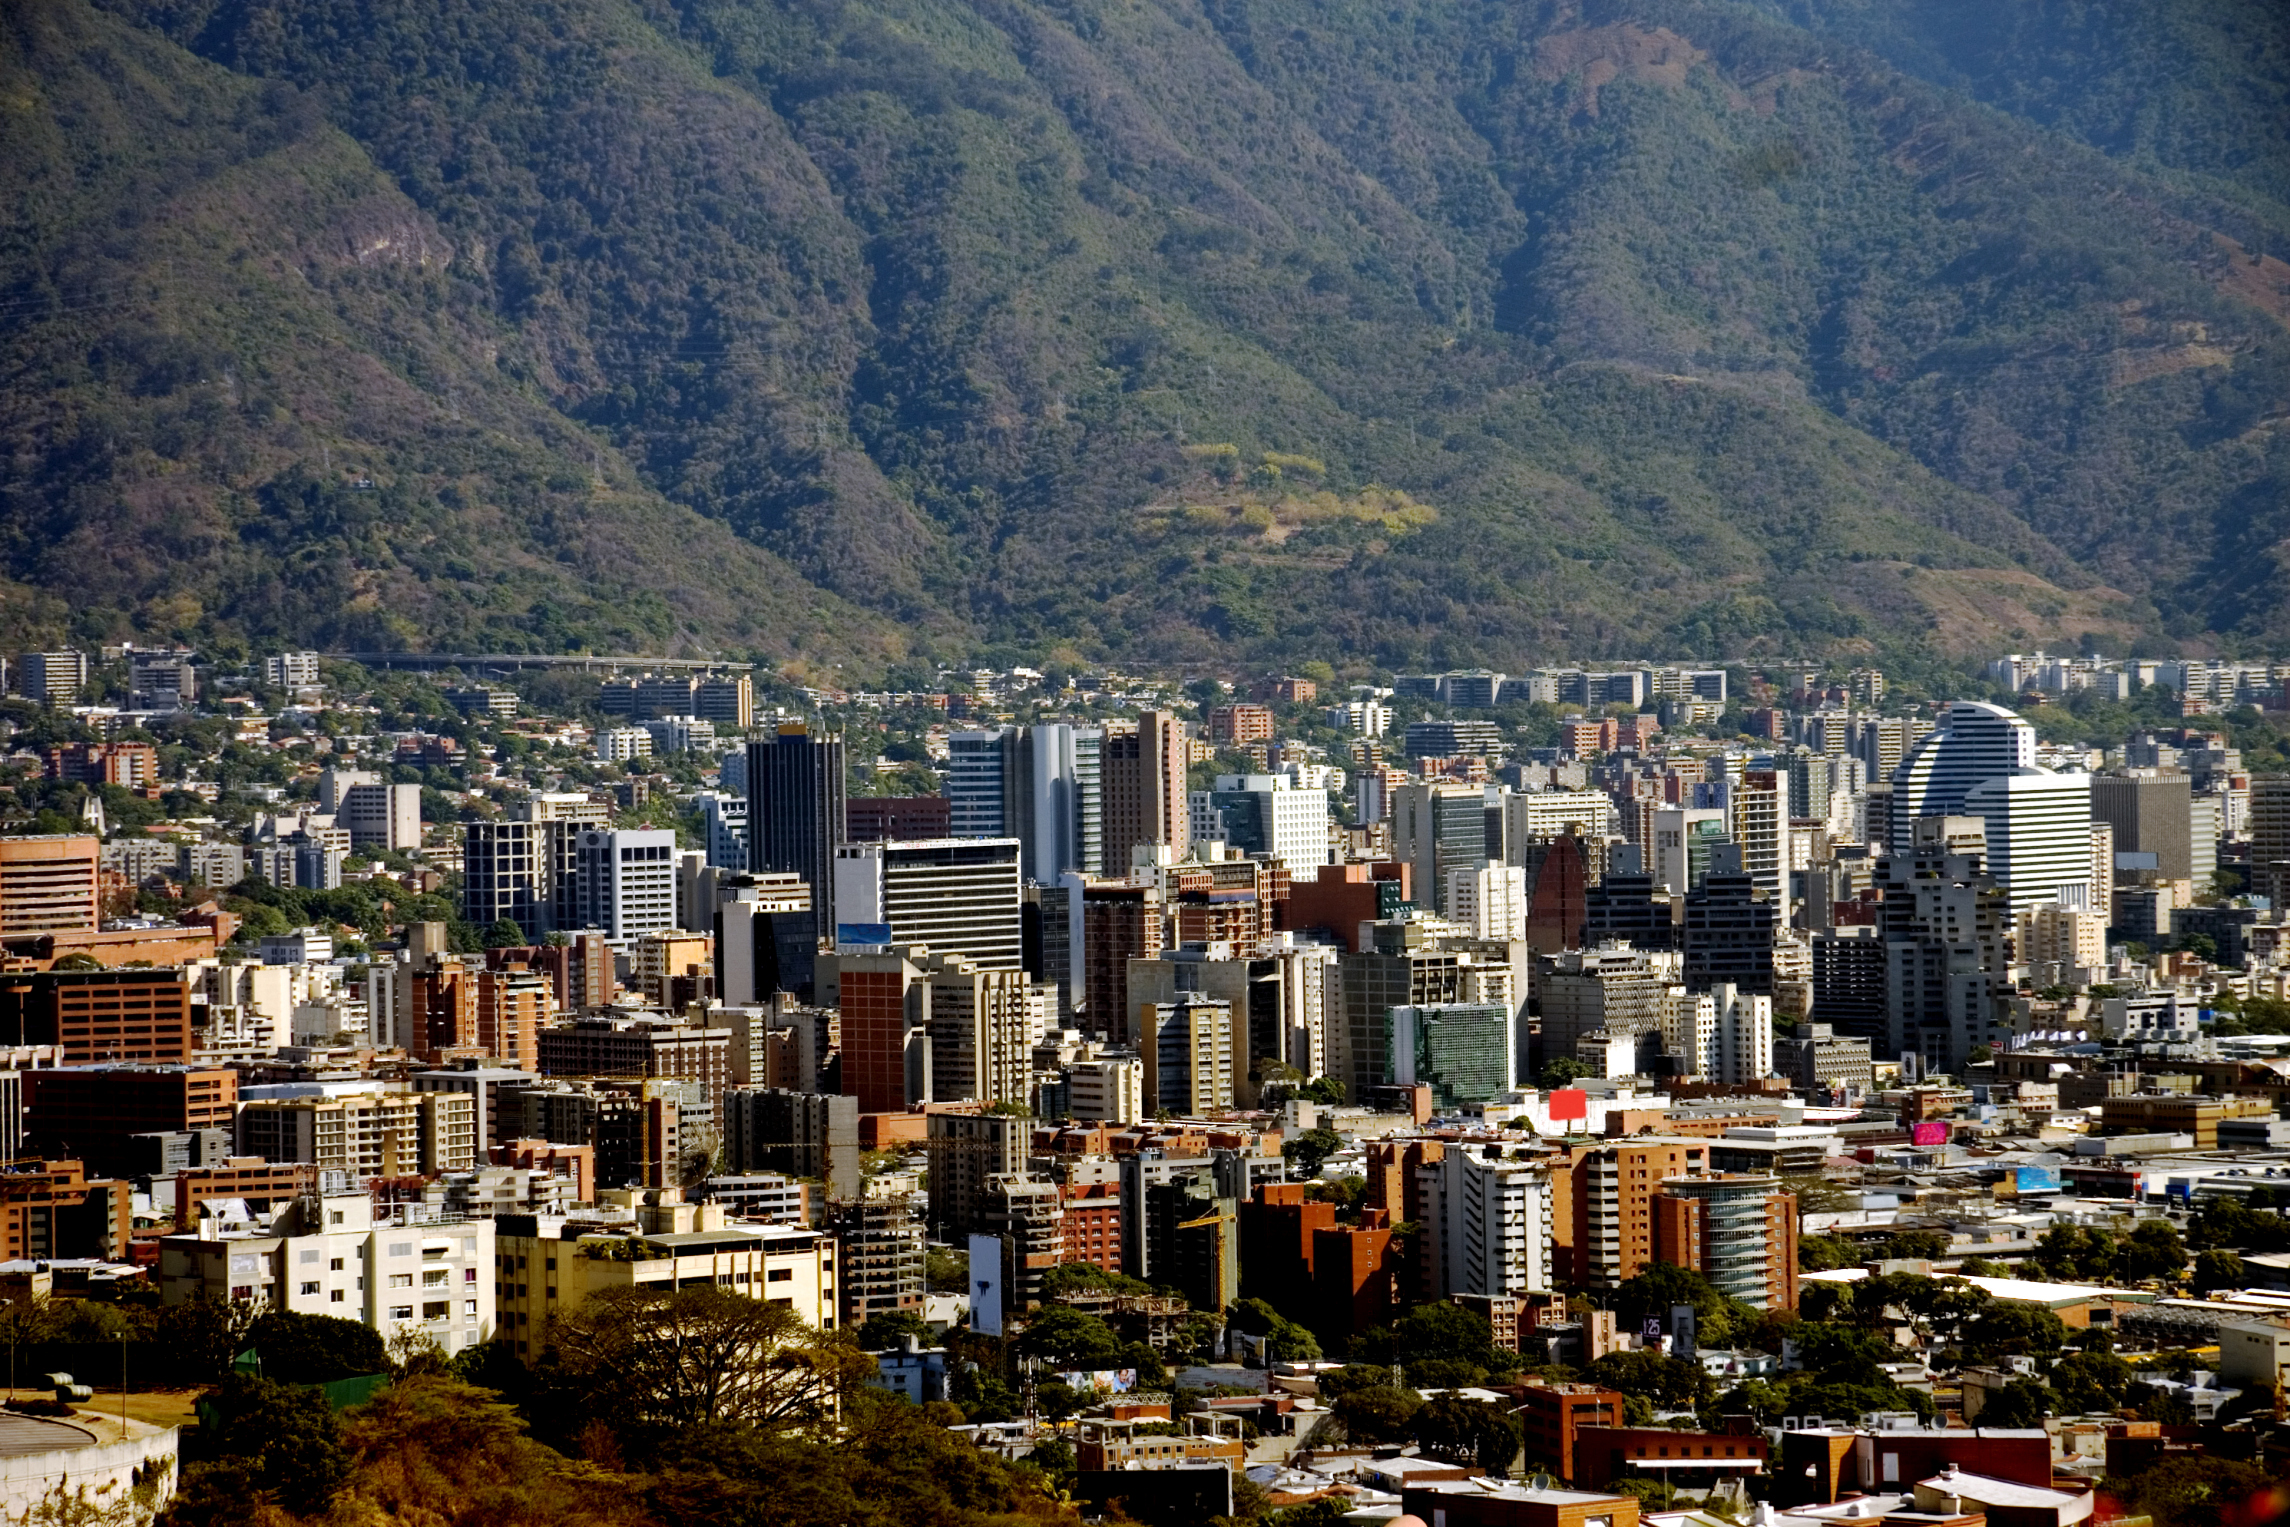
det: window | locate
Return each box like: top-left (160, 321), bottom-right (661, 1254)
top-left (329, 1258), bottom-right (343, 1272)
top-left (767, 1268), bottom-right (793, 1283)
top-left (464, 1300), bottom-right (479, 1315)
top-left (464, 1268), bottom-right (477, 1283)
top-left (300, 1281), bottom-right (320, 1296)
top-left (388, 1242), bottom-right (413, 1258)
top-left (423, 1301), bottom-right (449, 1320)
top-left (390, 1306), bottom-right (414, 1321)
top-left (330, 1211), bottom-right (345, 1225)
top-left (389, 1274), bottom-right (413, 1289)
top-left (330, 1290), bottom-right (344, 1304)
top-left (298, 1249), bottom-right (321, 1265)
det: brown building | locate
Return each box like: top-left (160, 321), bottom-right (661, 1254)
top-left (490, 1140), bottom-right (595, 1202)
top-left (43, 743), bottom-right (159, 791)
top-left (846, 795), bottom-right (951, 843)
top-left (1548, 1138), bottom-right (1711, 1290)
top-left (1102, 711), bottom-right (1189, 876)
top-left (0, 967), bottom-right (192, 1063)
top-left (0, 923), bottom-right (220, 972)
top-left (1080, 881), bottom-right (1162, 1043)
top-left (1061, 1181), bottom-right (1123, 1274)
top-left (2096, 1093), bottom-right (2273, 1149)
top-left (1208, 704), bottom-right (1275, 747)
top-left (536, 1014), bottom-right (731, 1103)
top-left (1653, 1174), bottom-right (1800, 1311)
top-left (1399, 1483), bottom-right (1639, 1527)
top-left (0, 1159), bottom-right (132, 1261)
top-left (1511, 1383), bottom-right (1628, 1483)
top-left (23, 1064), bottom-right (236, 1176)
top-left (1774, 1427), bottom-right (2052, 1507)
top-left (1364, 1136), bottom-right (1446, 1225)
top-left (477, 964), bottom-right (548, 1070)
top-left (1571, 1426), bottom-right (1768, 1492)
top-left (172, 1158), bottom-right (317, 1229)
top-left (1284, 861), bottom-right (1409, 952)
top-left (1312, 1211), bottom-right (1398, 1338)
top-left (0, 836), bottom-right (98, 936)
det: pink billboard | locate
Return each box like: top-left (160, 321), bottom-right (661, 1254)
top-left (1911, 1120), bottom-right (1950, 1146)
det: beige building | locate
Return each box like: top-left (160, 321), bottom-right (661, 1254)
top-left (0, 835), bottom-right (98, 936)
top-left (492, 1192), bottom-right (836, 1361)
top-left (236, 1089), bottom-right (477, 1177)
top-left (2023, 904), bottom-right (2106, 975)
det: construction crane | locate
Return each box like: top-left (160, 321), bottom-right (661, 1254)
top-left (1176, 1202), bottom-right (1238, 1312)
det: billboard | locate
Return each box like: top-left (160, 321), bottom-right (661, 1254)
top-left (2015, 1166), bottom-right (2061, 1194)
top-left (1671, 1304), bottom-right (1699, 1361)
top-left (1910, 1120), bottom-right (1950, 1146)
top-left (1054, 1370), bottom-right (1139, 1398)
top-left (967, 1233), bottom-right (1004, 1336)
top-left (1548, 1088), bottom-right (1589, 1123)
top-left (836, 922), bottom-right (895, 948)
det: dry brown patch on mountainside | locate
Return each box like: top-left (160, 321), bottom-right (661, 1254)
top-left (1533, 26), bottom-right (1705, 114)
top-left (2210, 234), bottom-right (2290, 329)
top-left (1895, 566), bottom-right (2144, 655)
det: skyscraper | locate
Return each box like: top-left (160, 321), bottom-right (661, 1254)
top-left (2091, 771), bottom-right (2196, 883)
top-left (574, 829), bottom-right (678, 944)
top-left (1101, 711), bottom-right (1189, 875)
top-left (1963, 768), bottom-right (2096, 912)
top-left (1392, 782), bottom-right (1490, 915)
top-left (831, 838), bottom-right (1023, 969)
top-left (1889, 702), bottom-right (2036, 849)
top-left (747, 726), bottom-right (846, 931)
top-left (2253, 775), bottom-right (2290, 910)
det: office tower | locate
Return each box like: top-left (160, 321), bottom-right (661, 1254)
top-left (833, 838), bottom-right (1021, 968)
top-left (1535, 946), bottom-right (1674, 1069)
top-left (1962, 768), bottom-right (2095, 912)
top-left (2189, 794), bottom-right (2220, 893)
top-left (946, 731), bottom-right (1010, 837)
top-left (463, 821), bottom-right (552, 941)
top-left (1518, 832), bottom-right (1593, 955)
top-left (126, 650), bottom-right (196, 711)
top-left (0, 835), bottom-right (98, 936)
top-left (1651, 807), bottom-right (1727, 894)
top-left (2091, 771), bottom-right (2193, 882)
top-left (574, 829), bottom-right (678, 944)
top-left (1878, 825), bottom-right (2012, 1069)
top-left (1077, 879), bottom-right (1162, 1042)
top-left (1810, 926), bottom-right (1886, 1045)
top-left (1130, 944), bottom-right (1305, 1108)
top-left (14, 651), bottom-right (87, 703)
top-left (1392, 782), bottom-right (1492, 915)
top-left (725, 1088), bottom-right (861, 1200)
top-left (1889, 702), bottom-right (2036, 850)
top-left (1549, 1137), bottom-right (1709, 1290)
top-left (2023, 904), bottom-right (2106, 976)
top-left (1786, 753), bottom-right (1837, 822)
top-left (1775, 1021), bottom-right (1874, 1093)
top-left (1447, 862), bottom-right (1528, 942)
top-left (1851, 715), bottom-right (1925, 786)
top-left (1203, 774), bottom-right (1328, 875)
top-left (1682, 845), bottom-right (1776, 995)
top-left (1709, 982), bottom-right (1773, 1085)
top-left (696, 791), bottom-right (749, 869)
top-left (1101, 710), bottom-right (1189, 874)
top-left (830, 1198), bottom-right (926, 1329)
top-left (1726, 771), bottom-right (1790, 920)
top-left (1339, 921), bottom-right (1520, 1102)
top-left (1654, 1174), bottom-right (1799, 1310)
top-left (1390, 1004), bottom-right (1514, 1109)
top-left (1417, 1146), bottom-right (1552, 1300)
top-left (946, 725), bottom-right (1102, 882)
top-left (1582, 845), bottom-right (1674, 951)
top-left (2253, 776), bottom-right (2290, 909)
top-left (746, 727), bottom-right (847, 931)
top-left (693, 673), bottom-right (754, 729)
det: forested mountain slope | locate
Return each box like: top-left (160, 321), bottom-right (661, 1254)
top-left (1, 0), bottom-right (2283, 668)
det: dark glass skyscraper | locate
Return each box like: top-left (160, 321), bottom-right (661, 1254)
top-left (746, 727), bottom-right (847, 932)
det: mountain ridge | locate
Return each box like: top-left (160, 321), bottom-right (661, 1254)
top-left (0, 0), bottom-right (2281, 671)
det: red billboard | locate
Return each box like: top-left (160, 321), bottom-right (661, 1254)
top-left (1549, 1088), bottom-right (1588, 1123)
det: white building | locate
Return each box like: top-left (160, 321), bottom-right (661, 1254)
top-left (576, 828), bottom-right (678, 944)
top-left (1208, 774), bottom-right (1330, 877)
top-left (336, 782), bottom-right (422, 852)
top-left (1446, 862), bottom-right (1528, 942)
top-left (697, 790), bottom-right (749, 871)
top-left (832, 838), bottom-right (1023, 969)
top-left (259, 926), bottom-right (334, 965)
top-left (1890, 702), bottom-right (2037, 850)
top-left (263, 651), bottom-right (323, 689)
top-left (1067, 1054), bottom-right (1144, 1124)
top-left (1711, 982), bottom-right (1773, 1085)
top-left (1503, 789), bottom-right (1616, 846)
top-left (1418, 1148), bottom-right (1551, 1299)
top-left (160, 1189), bottom-right (494, 1356)
top-left (1963, 768), bottom-right (2095, 912)
top-left (595, 727), bottom-right (654, 763)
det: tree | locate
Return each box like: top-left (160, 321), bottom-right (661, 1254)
top-left (543, 1285), bottom-right (866, 1454)
top-left (2097, 1453), bottom-right (2281, 1527)
top-left (2189, 1249), bottom-right (2245, 1295)
top-left (1015, 1305), bottom-right (1124, 1369)
top-left (482, 918), bottom-right (528, 948)
top-left (1960, 1305), bottom-right (2068, 1364)
top-left (336, 1374), bottom-right (651, 1524)
top-left (1332, 1385), bottom-right (1422, 1443)
top-left (2119, 1220), bottom-right (2190, 1282)
top-left (245, 1309), bottom-right (390, 1384)
top-left (1410, 1396), bottom-right (1521, 1476)
top-left (1881, 1231), bottom-right (1951, 1261)
top-left (1582, 1350), bottom-right (1710, 1410)
top-left (2050, 1350), bottom-right (2133, 1413)
top-left (1538, 1059), bottom-right (1590, 1089)
top-left (1231, 1298), bottom-right (1323, 1362)
top-left (1798, 1234), bottom-right (1862, 1272)
top-left (852, 1309), bottom-right (930, 1351)
top-left (155, 1294), bottom-right (262, 1385)
top-left (1282, 1128), bottom-right (1344, 1179)
top-left (1973, 1377), bottom-right (2055, 1428)
top-left (172, 1374), bottom-right (350, 1518)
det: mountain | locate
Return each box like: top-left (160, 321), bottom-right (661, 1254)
top-left (1, 0), bottom-right (2284, 671)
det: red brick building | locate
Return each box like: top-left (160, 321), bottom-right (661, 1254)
top-left (0, 968), bottom-right (192, 1063)
top-left (23, 1064), bottom-right (236, 1175)
top-left (1572, 1425), bottom-right (1768, 1490)
top-left (1208, 704), bottom-right (1275, 746)
top-left (1059, 1181), bottom-right (1123, 1273)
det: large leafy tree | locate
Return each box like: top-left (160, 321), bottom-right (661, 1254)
top-left (1409, 1396), bottom-right (1521, 1476)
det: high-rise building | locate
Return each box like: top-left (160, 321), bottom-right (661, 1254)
top-left (1502, 790), bottom-right (1615, 846)
top-left (922, 952), bottom-right (1049, 1108)
top-left (747, 727), bottom-right (847, 932)
top-left (1650, 807), bottom-right (1727, 894)
top-left (1963, 769), bottom-right (2096, 912)
top-left (697, 791), bottom-right (749, 870)
top-left (1390, 1003), bottom-right (1514, 1110)
top-left (1417, 1146), bottom-right (1551, 1300)
top-left (1889, 702), bottom-right (2035, 850)
top-left (724, 1088), bottom-right (861, 1200)
top-left (1446, 862), bottom-right (1528, 943)
top-left (925, 1110), bottom-right (1029, 1239)
top-left (0, 835), bottom-right (98, 936)
top-left (1534, 946), bottom-right (1674, 1073)
top-left (2252, 775), bottom-right (2290, 910)
top-left (1339, 920), bottom-right (1521, 1102)
top-left (832, 838), bottom-right (1022, 969)
top-left (1203, 774), bottom-right (1328, 876)
top-left (336, 783), bottom-right (422, 852)
top-left (1810, 926), bottom-right (1886, 1046)
top-left (13, 651), bottom-right (87, 703)
top-left (1141, 996), bottom-right (1236, 1114)
top-left (945, 726), bottom-right (1103, 882)
top-left (1682, 845), bottom-right (1776, 995)
top-left (575, 829), bottom-right (678, 945)
top-left (1582, 845), bottom-right (1674, 951)
top-left (845, 795), bottom-right (951, 844)
top-left (1709, 982), bottom-right (1773, 1085)
top-left (1878, 824), bottom-right (2013, 1069)
top-left (0, 967), bottom-right (192, 1063)
top-left (829, 946), bottom-right (932, 1114)
top-left (2092, 771), bottom-right (2196, 883)
top-left (1101, 711), bottom-right (1189, 875)
top-left (1076, 879), bottom-right (1163, 1043)
top-left (1549, 1138), bottom-right (1709, 1290)
top-left (1654, 1173), bottom-right (1799, 1310)
top-left (1392, 782), bottom-right (1491, 916)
